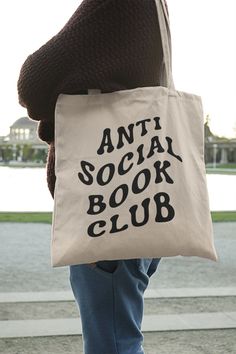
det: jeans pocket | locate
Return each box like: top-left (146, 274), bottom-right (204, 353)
top-left (136, 258), bottom-right (153, 273)
top-left (85, 260), bottom-right (121, 278)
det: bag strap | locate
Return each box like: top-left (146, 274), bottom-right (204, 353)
top-left (155, 0), bottom-right (175, 90)
top-left (88, 0), bottom-right (175, 95)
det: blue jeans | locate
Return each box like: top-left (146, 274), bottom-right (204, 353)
top-left (69, 257), bottom-right (161, 354)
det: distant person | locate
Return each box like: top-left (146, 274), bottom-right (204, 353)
top-left (17, 0), bottom-right (168, 353)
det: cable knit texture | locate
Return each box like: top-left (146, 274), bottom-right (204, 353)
top-left (17, 0), bottom-right (168, 199)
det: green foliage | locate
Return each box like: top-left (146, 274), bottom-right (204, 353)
top-left (22, 144), bottom-right (35, 161)
top-left (1, 145), bottom-right (13, 161)
top-left (34, 149), bottom-right (47, 163)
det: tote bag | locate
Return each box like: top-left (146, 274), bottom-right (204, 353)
top-left (51, 0), bottom-right (218, 267)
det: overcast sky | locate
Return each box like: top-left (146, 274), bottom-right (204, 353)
top-left (0, 0), bottom-right (235, 138)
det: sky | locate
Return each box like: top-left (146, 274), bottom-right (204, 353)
top-left (0, 0), bottom-right (235, 138)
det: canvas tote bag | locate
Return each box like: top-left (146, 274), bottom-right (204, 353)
top-left (51, 0), bottom-right (218, 267)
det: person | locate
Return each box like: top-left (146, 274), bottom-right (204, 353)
top-left (17, 0), bottom-right (169, 352)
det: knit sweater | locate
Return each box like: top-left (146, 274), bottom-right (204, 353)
top-left (17, 0), bottom-right (168, 199)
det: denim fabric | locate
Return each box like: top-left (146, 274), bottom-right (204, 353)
top-left (69, 257), bottom-right (161, 354)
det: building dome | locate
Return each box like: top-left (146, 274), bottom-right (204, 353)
top-left (9, 117), bottom-right (39, 144)
top-left (10, 117), bottom-right (37, 128)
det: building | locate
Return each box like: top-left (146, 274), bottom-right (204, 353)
top-left (0, 117), bottom-right (48, 163)
top-left (204, 122), bottom-right (236, 164)
top-left (1, 116), bottom-right (236, 165)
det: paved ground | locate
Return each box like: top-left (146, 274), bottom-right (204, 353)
top-left (1, 296), bottom-right (236, 321)
top-left (1, 330), bottom-right (236, 354)
top-left (0, 222), bottom-right (235, 292)
top-left (0, 222), bottom-right (236, 353)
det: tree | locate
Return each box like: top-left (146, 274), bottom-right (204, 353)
top-left (22, 144), bottom-right (34, 161)
top-left (34, 149), bottom-right (47, 163)
top-left (2, 145), bottom-right (13, 162)
top-left (233, 121), bottom-right (236, 138)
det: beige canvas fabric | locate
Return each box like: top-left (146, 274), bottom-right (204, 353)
top-left (51, 0), bottom-right (218, 267)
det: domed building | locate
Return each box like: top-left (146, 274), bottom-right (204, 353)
top-left (0, 117), bottom-right (47, 164)
top-left (9, 117), bottom-right (39, 143)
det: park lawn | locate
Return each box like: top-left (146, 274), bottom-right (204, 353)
top-left (206, 170), bottom-right (236, 175)
top-left (0, 211), bottom-right (236, 223)
top-left (206, 163), bottom-right (236, 169)
top-left (206, 163), bottom-right (236, 175)
top-left (215, 163), bottom-right (236, 169)
top-left (211, 211), bottom-right (236, 222)
top-left (0, 212), bottom-right (52, 224)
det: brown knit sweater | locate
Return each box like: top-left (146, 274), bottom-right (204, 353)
top-left (17, 0), bottom-right (168, 199)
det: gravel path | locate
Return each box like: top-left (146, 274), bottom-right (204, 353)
top-left (1, 221), bottom-right (236, 353)
top-left (0, 222), bottom-right (235, 292)
top-left (1, 330), bottom-right (236, 354)
top-left (0, 297), bottom-right (236, 321)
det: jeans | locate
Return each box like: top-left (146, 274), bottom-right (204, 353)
top-left (69, 257), bottom-right (161, 354)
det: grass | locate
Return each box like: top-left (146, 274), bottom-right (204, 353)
top-left (0, 211), bottom-right (236, 223)
top-left (211, 211), bottom-right (236, 222)
top-left (0, 212), bottom-right (52, 224)
top-left (206, 168), bottom-right (236, 175)
top-left (218, 164), bottom-right (236, 169)
top-left (206, 163), bottom-right (236, 169)
top-left (205, 164), bottom-right (236, 175)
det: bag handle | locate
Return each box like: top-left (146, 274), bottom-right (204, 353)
top-left (88, 0), bottom-right (175, 94)
top-left (155, 0), bottom-right (175, 90)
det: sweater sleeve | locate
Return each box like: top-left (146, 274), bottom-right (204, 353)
top-left (17, 0), bottom-right (162, 143)
top-left (17, 0), bottom-right (166, 151)
top-left (17, 0), bottom-right (109, 123)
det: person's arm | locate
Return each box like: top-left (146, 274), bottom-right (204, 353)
top-left (17, 0), bottom-right (164, 142)
top-left (17, 0), bottom-right (120, 142)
